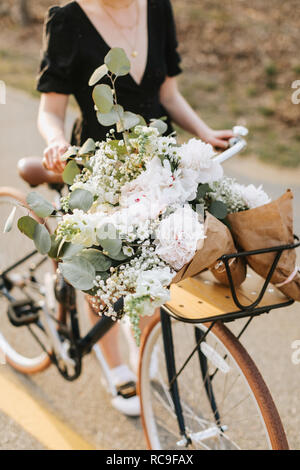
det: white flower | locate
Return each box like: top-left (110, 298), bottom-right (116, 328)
top-left (179, 138), bottom-right (223, 184)
top-left (123, 246), bottom-right (134, 257)
top-left (57, 210), bottom-right (99, 247)
top-left (155, 205), bottom-right (206, 270)
top-left (136, 267), bottom-right (174, 298)
top-left (235, 183), bottom-right (271, 209)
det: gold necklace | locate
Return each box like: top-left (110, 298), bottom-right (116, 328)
top-left (101, 0), bottom-right (135, 10)
top-left (101, 0), bottom-right (138, 30)
top-left (101, 0), bottom-right (140, 57)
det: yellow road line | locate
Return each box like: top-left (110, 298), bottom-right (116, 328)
top-left (0, 372), bottom-right (96, 450)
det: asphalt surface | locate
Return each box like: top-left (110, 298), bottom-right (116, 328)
top-left (0, 87), bottom-right (300, 450)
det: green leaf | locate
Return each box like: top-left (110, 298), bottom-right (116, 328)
top-left (209, 200), bottom-right (228, 220)
top-left (108, 251), bottom-right (129, 261)
top-left (136, 115), bottom-right (147, 126)
top-left (17, 216), bottom-right (38, 239)
top-left (3, 206), bottom-right (16, 233)
top-left (33, 224), bottom-right (51, 254)
top-left (197, 183), bottom-right (212, 199)
top-left (118, 111), bottom-right (140, 132)
top-left (62, 160), bottom-right (80, 185)
top-left (69, 189), bottom-right (94, 212)
top-left (89, 64), bottom-right (108, 86)
top-left (104, 48), bottom-right (130, 77)
top-left (26, 192), bottom-right (54, 218)
top-left (78, 138), bottom-right (95, 156)
top-left (150, 119), bottom-right (168, 135)
top-left (97, 223), bottom-right (122, 257)
top-left (61, 242), bottom-right (84, 260)
top-left (61, 146), bottom-right (78, 162)
top-left (81, 249), bottom-right (111, 271)
top-left (95, 271), bottom-right (110, 281)
top-left (92, 84), bottom-right (114, 114)
top-left (48, 234), bottom-right (61, 259)
top-left (59, 257), bottom-right (96, 290)
top-left (97, 105), bottom-right (124, 127)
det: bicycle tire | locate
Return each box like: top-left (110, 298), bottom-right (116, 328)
top-left (138, 313), bottom-right (288, 450)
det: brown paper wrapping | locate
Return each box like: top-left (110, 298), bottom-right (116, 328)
top-left (227, 190), bottom-right (300, 301)
top-left (172, 213), bottom-right (247, 286)
top-left (210, 245), bottom-right (247, 288)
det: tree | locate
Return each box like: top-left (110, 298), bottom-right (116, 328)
top-left (14, 0), bottom-right (31, 26)
top-left (0, 0), bottom-right (32, 26)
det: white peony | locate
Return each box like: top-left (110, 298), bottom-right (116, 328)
top-left (155, 205), bottom-right (206, 271)
top-left (120, 156), bottom-right (198, 211)
top-left (179, 138), bottom-right (223, 184)
top-left (235, 183), bottom-right (271, 209)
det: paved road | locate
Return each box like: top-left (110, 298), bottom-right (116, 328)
top-left (0, 87), bottom-right (300, 450)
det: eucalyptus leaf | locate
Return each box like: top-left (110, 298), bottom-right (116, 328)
top-left (97, 223), bottom-right (122, 257)
top-left (209, 200), bottom-right (228, 220)
top-left (59, 257), bottom-right (96, 291)
top-left (96, 271), bottom-right (110, 281)
top-left (3, 206), bottom-right (16, 233)
top-left (104, 48), bottom-right (130, 77)
top-left (33, 224), bottom-right (51, 255)
top-left (98, 237), bottom-right (122, 257)
top-left (136, 115), bottom-right (147, 126)
top-left (108, 251), bottom-right (129, 261)
top-left (81, 249), bottom-right (111, 271)
top-left (92, 84), bottom-right (114, 114)
top-left (197, 183), bottom-right (212, 200)
top-left (61, 243), bottom-right (84, 260)
top-left (89, 64), bottom-right (108, 86)
top-left (97, 105), bottom-right (124, 127)
top-left (69, 189), bottom-right (94, 212)
top-left (150, 119), bottom-right (168, 135)
top-left (61, 146), bottom-right (78, 162)
top-left (26, 192), bottom-right (54, 218)
top-left (118, 111), bottom-right (140, 131)
top-left (48, 234), bottom-right (61, 259)
top-left (17, 216), bottom-right (37, 240)
top-left (78, 138), bottom-right (95, 156)
top-left (62, 160), bottom-right (80, 185)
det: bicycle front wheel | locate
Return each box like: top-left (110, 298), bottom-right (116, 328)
top-left (139, 314), bottom-right (288, 450)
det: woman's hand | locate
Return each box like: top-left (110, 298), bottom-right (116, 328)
top-left (201, 128), bottom-right (234, 150)
top-left (43, 137), bottom-right (69, 173)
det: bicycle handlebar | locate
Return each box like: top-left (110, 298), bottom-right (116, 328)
top-left (214, 125), bottom-right (248, 165)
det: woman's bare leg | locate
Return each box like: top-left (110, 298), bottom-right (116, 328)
top-left (87, 303), bottom-right (122, 369)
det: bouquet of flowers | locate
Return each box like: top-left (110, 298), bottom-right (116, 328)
top-left (6, 48), bottom-right (299, 343)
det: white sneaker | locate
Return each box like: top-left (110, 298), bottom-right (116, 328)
top-left (111, 394), bottom-right (140, 417)
top-left (93, 346), bottom-right (141, 417)
top-left (109, 365), bottom-right (141, 417)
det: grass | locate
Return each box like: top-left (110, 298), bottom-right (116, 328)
top-left (0, 0), bottom-right (299, 168)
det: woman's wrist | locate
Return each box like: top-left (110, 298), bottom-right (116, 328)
top-left (194, 124), bottom-right (213, 142)
top-left (47, 133), bottom-right (68, 147)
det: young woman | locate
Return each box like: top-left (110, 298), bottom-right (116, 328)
top-left (19, 0), bottom-right (233, 416)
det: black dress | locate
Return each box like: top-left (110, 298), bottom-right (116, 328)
top-left (37, 0), bottom-right (182, 146)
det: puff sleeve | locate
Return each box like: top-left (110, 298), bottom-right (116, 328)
top-left (164, 0), bottom-right (182, 77)
top-left (37, 6), bottom-right (79, 94)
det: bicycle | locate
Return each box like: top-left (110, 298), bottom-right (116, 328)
top-left (0, 135), bottom-right (297, 450)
